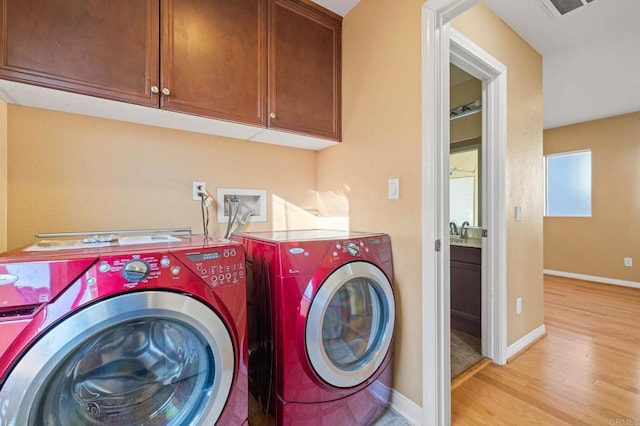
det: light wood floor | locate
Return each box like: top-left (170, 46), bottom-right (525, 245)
top-left (451, 275), bottom-right (640, 424)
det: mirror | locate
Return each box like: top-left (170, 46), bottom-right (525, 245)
top-left (450, 147), bottom-right (479, 226)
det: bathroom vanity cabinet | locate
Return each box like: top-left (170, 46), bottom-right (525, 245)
top-left (450, 245), bottom-right (481, 338)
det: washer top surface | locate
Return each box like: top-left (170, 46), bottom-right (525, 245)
top-left (237, 229), bottom-right (385, 242)
top-left (0, 235), bottom-right (238, 262)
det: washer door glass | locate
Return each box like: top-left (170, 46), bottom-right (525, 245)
top-left (0, 291), bottom-right (234, 426)
top-left (306, 262), bottom-right (395, 388)
top-left (37, 318), bottom-right (211, 425)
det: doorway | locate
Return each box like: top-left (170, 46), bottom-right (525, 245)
top-left (449, 64), bottom-right (483, 378)
top-left (449, 27), bottom-right (507, 365)
top-left (421, 2), bottom-right (508, 425)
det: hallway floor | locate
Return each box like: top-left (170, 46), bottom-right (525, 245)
top-left (452, 275), bottom-right (640, 423)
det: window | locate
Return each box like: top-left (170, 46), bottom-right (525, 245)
top-left (545, 150), bottom-right (592, 217)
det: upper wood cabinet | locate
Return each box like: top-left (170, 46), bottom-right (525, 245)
top-left (0, 0), bottom-right (340, 142)
top-left (161, 0), bottom-right (266, 126)
top-left (0, 0), bottom-right (160, 107)
top-left (268, 0), bottom-right (341, 141)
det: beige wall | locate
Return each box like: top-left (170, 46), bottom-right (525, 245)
top-left (0, 100), bottom-right (6, 251)
top-left (318, 1), bottom-right (544, 405)
top-left (6, 106), bottom-right (318, 249)
top-left (544, 112), bottom-right (640, 282)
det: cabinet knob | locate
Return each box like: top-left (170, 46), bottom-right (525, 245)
top-left (162, 88), bottom-right (171, 96)
top-left (150, 85), bottom-right (159, 94)
top-left (269, 112), bottom-right (276, 119)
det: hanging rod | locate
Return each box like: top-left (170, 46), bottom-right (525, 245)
top-left (449, 167), bottom-right (476, 176)
top-left (450, 100), bottom-right (482, 120)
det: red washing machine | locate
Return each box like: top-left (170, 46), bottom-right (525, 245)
top-left (0, 232), bottom-right (247, 425)
top-left (233, 230), bottom-right (395, 425)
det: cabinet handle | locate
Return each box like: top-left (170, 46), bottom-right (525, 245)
top-left (269, 112), bottom-right (276, 119)
top-left (150, 85), bottom-right (159, 94)
top-left (162, 88), bottom-right (171, 96)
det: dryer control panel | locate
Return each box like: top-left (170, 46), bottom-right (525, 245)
top-left (331, 236), bottom-right (392, 263)
top-left (276, 235), bottom-right (392, 277)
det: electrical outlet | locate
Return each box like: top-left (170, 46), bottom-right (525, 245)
top-left (624, 257), bottom-right (633, 267)
top-left (192, 181), bottom-right (206, 201)
top-left (516, 297), bottom-right (522, 315)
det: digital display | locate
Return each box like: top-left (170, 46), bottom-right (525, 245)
top-left (186, 251), bottom-right (220, 262)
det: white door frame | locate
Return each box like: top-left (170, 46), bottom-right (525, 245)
top-left (421, 1), bottom-right (507, 425)
top-left (449, 29), bottom-right (508, 364)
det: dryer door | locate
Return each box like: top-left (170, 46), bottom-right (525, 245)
top-left (305, 261), bottom-right (395, 388)
top-left (0, 291), bottom-right (234, 426)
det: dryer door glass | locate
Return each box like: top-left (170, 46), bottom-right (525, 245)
top-left (322, 277), bottom-right (380, 369)
top-left (0, 292), bottom-right (235, 426)
top-left (306, 261), bottom-right (395, 388)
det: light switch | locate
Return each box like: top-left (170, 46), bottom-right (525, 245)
top-left (515, 205), bottom-right (522, 222)
top-left (388, 178), bottom-right (400, 200)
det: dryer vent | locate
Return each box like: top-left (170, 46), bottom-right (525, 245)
top-left (539, 0), bottom-right (597, 19)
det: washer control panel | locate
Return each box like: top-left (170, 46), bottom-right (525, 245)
top-left (96, 254), bottom-right (167, 287)
top-left (93, 244), bottom-right (245, 289)
top-left (181, 247), bottom-right (245, 287)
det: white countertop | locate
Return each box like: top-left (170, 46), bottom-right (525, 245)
top-left (450, 237), bottom-right (482, 248)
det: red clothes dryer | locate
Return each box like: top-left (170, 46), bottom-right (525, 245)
top-left (234, 230), bottom-right (395, 425)
top-left (0, 235), bottom-right (247, 425)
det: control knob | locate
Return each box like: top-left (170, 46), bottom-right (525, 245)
top-left (346, 242), bottom-right (360, 256)
top-left (122, 259), bottom-right (150, 283)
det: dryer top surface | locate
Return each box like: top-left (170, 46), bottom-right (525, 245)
top-left (237, 229), bottom-right (385, 243)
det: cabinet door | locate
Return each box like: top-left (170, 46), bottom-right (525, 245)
top-left (450, 259), bottom-right (481, 338)
top-left (268, 0), bottom-right (341, 141)
top-left (0, 0), bottom-right (159, 107)
top-left (161, 0), bottom-right (266, 126)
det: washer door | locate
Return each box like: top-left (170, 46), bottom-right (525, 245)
top-left (0, 291), bottom-right (234, 426)
top-left (305, 261), bottom-right (395, 388)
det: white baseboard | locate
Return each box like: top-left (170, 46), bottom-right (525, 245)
top-left (390, 389), bottom-right (422, 425)
top-left (544, 269), bottom-right (640, 289)
top-left (506, 324), bottom-right (546, 360)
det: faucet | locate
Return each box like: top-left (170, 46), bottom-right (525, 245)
top-left (460, 221), bottom-right (470, 239)
top-left (449, 221), bottom-right (458, 236)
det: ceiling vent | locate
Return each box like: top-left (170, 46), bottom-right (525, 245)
top-left (539, 0), bottom-right (596, 19)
